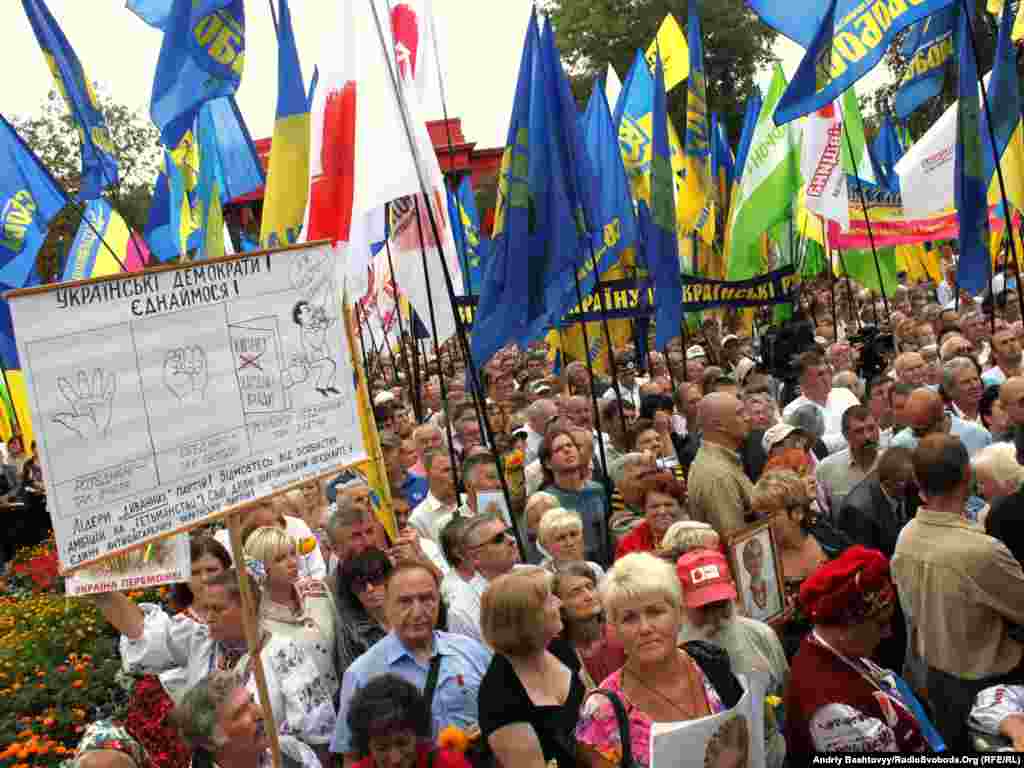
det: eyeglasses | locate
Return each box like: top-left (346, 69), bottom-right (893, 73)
top-left (470, 527), bottom-right (513, 549)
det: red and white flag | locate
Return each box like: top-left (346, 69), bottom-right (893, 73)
top-left (306, 0), bottom-right (461, 340)
top-left (801, 102), bottom-right (849, 231)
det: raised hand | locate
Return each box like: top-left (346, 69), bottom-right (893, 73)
top-left (163, 346), bottom-right (209, 403)
top-left (53, 368), bottom-right (116, 439)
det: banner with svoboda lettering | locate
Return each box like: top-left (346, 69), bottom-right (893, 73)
top-left (5, 241), bottom-right (366, 573)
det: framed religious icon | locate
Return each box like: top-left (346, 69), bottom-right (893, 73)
top-left (725, 519), bottom-right (786, 625)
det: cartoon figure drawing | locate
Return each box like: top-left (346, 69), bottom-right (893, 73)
top-left (53, 368), bottom-right (116, 439)
top-left (742, 537), bottom-right (768, 613)
top-left (163, 346), bottom-right (209, 403)
top-left (285, 301), bottom-right (340, 397)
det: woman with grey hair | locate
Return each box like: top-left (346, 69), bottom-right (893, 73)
top-left (171, 671), bottom-right (321, 768)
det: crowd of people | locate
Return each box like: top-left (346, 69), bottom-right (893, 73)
top-left (69, 260), bottom-right (1024, 765)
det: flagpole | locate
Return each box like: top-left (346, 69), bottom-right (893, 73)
top-left (836, 247), bottom-right (867, 329)
top-left (63, 196), bottom-right (130, 274)
top-left (960, 0), bottom-right (1024, 327)
top-left (267, 0), bottom-right (279, 34)
top-left (825, 216), bottom-right (839, 336)
top-left (841, 126), bottom-right (891, 324)
top-left (0, 361), bottom-right (22, 438)
top-left (368, 0), bottom-right (527, 562)
top-left (354, 304), bottom-right (376, 406)
top-left (383, 203), bottom-right (423, 422)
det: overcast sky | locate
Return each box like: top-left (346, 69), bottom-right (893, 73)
top-left (5, 1), bottom-right (892, 151)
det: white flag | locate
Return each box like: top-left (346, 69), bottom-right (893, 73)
top-left (801, 103), bottom-right (849, 231)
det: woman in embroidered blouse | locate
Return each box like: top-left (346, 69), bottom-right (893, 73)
top-left (334, 548), bottom-right (393, 671)
top-left (784, 546), bottom-right (934, 758)
top-left (93, 567), bottom-right (336, 756)
top-left (171, 670), bottom-right (321, 768)
top-left (245, 525), bottom-right (340, 702)
top-left (575, 553), bottom-right (734, 768)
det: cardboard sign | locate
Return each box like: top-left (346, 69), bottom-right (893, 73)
top-left (7, 242), bottom-right (367, 572)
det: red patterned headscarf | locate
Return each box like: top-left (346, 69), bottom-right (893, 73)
top-left (799, 546), bottom-right (896, 626)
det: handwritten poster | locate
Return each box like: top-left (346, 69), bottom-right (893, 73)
top-left (7, 243), bottom-right (367, 572)
top-left (65, 533), bottom-right (191, 596)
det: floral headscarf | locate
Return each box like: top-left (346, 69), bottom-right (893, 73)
top-left (71, 721), bottom-right (151, 768)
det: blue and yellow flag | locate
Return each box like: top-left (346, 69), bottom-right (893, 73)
top-left (200, 96), bottom-right (263, 203)
top-left (681, 0), bottom-right (712, 242)
top-left (648, 52), bottom-right (682, 351)
top-left (872, 117), bottom-right (904, 193)
top-left (981, 0), bottom-right (1024, 218)
top-left (955, 0), bottom-right (991, 296)
top-left (195, 106), bottom-right (226, 261)
top-left (146, 0), bottom-right (245, 147)
top-left (21, 0), bottom-right (118, 200)
top-left (751, 0), bottom-right (956, 124)
top-left (260, 0), bottom-right (309, 249)
top-left (145, 144), bottom-right (191, 262)
top-left (895, 7), bottom-right (955, 120)
top-left (0, 115), bottom-right (67, 289)
top-left (471, 10), bottom-right (542, 366)
top-left (62, 198), bottom-right (150, 281)
top-left (447, 175), bottom-right (486, 294)
top-left (733, 90), bottom-right (762, 182)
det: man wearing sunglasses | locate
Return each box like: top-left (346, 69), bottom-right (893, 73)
top-left (446, 512), bottom-right (519, 642)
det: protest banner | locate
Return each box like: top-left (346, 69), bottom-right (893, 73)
top-left (5, 241), bottom-right (367, 573)
top-left (64, 532), bottom-right (190, 596)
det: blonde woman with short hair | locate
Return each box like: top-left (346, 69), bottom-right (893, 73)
top-left (658, 520), bottom-right (720, 562)
top-left (478, 567), bottom-right (585, 768)
top-left (243, 525), bottom-right (340, 704)
top-left (974, 442), bottom-right (1024, 528)
top-left (575, 553), bottom-right (743, 768)
top-left (538, 508), bottom-right (605, 580)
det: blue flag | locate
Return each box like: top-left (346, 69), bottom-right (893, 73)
top-left (470, 10), bottom-right (542, 366)
top-left (148, 0), bottom-right (245, 147)
top-left (0, 116), bottom-right (67, 289)
top-left (748, 0), bottom-right (956, 124)
top-left (198, 96), bottom-right (264, 203)
top-left (733, 89), bottom-right (762, 182)
top-left (126, 0), bottom-right (173, 29)
top-left (580, 79), bottom-right (638, 291)
top-left (145, 148), bottom-right (186, 263)
top-left (955, 1), bottom-right (991, 296)
top-left (21, 0), bottom-right (119, 200)
top-left (447, 175), bottom-right (485, 294)
top-left (648, 53), bottom-right (682, 351)
top-left (894, 7), bottom-right (955, 120)
top-left (872, 117), bottom-right (904, 193)
top-left (980, 0), bottom-right (1024, 220)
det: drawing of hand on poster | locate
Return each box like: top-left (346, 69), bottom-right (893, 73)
top-left (53, 368), bottom-right (117, 440)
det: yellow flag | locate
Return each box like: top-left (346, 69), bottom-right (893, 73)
top-left (342, 299), bottom-right (396, 540)
top-left (988, 0), bottom-right (1024, 39)
top-left (896, 243), bottom-right (940, 283)
top-left (6, 371), bottom-right (34, 451)
top-left (645, 15), bottom-right (689, 91)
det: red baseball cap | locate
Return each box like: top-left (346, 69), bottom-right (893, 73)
top-left (676, 550), bottom-right (738, 608)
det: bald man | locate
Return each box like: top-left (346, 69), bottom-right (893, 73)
top-left (687, 393), bottom-right (754, 536)
top-left (892, 388), bottom-right (992, 521)
top-left (1000, 377), bottom-right (1024, 465)
top-left (894, 352), bottom-right (929, 388)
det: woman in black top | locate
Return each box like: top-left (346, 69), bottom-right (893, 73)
top-left (478, 566), bottom-right (585, 768)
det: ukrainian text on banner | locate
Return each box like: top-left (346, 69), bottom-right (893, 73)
top-left (6, 241), bottom-right (367, 573)
top-left (64, 533), bottom-right (190, 596)
top-left (828, 197), bottom-right (1016, 249)
top-left (562, 268), bottom-right (797, 320)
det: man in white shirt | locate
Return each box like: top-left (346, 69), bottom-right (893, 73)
top-left (446, 511), bottom-right (519, 641)
top-left (983, 326), bottom-right (1022, 387)
top-left (781, 349), bottom-right (860, 454)
top-left (409, 450), bottom-right (460, 543)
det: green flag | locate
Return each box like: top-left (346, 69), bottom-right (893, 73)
top-left (840, 85), bottom-right (877, 186)
top-left (726, 64), bottom-right (802, 280)
top-left (838, 247), bottom-right (899, 296)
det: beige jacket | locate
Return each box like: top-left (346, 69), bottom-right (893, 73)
top-left (686, 441), bottom-right (754, 536)
top-left (892, 508), bottom-right (1024, 680)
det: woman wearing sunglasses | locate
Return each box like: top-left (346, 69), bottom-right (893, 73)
top-left (336, 548), bottom-right (394, 672)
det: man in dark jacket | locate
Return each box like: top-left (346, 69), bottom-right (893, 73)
top-left (837, 446), bottom-right (917, 558)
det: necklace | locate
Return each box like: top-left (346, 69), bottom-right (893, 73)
top-left (625, 651), bottom-right (707, 721)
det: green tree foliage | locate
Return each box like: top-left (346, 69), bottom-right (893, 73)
top-left (10, 88), bottom-right (160, 282)
top-left (542, 0), bottom-right (777, 143)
